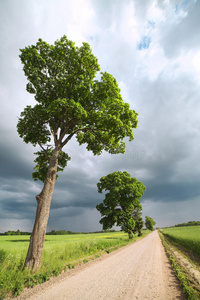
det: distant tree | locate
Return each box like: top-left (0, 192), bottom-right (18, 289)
top-left (17, 36), bottom-right (138, 271)
top-left (6, 231), bottom-right (12, 236)
top-left (132, 208), bottom-right (144, 236)
top-left (96, 171), bottom-right (146, 239)
top-left (47, 230), bottom-right (56, 235)
top-left (145, 216), bottom-right (156, 231)
top-left (175, 221), bottom-right (200, 227)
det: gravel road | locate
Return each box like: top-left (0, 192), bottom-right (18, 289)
top-left (17, 230), bottom-right (186, 300)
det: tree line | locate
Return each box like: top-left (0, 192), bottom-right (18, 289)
top-left (0, 230), bottom-right (31, 236)
top-left (0, 230), bottom-right (76, 236)
top-left (1, 223), bottom-right (155, 236)
top-left (174, 221), bottom-right (200, 227)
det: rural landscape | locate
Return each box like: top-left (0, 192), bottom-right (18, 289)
top-left (0, 230), bottom-right (146, 298)
top-left (1, 1), bottom-right (200, 299)
top-left (0, 223), bottom-right (200, 299)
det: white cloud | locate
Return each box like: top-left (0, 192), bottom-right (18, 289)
top-left (64, 0), bottom-right (96, 45)
top-left (192, 51), bottom-right (200, 82)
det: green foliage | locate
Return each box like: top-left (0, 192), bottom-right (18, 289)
top-left (96, 171), bottom-right (146, 238)
top-left (121, 211), bottom-right (136, 235)
top-left (145, 216), bottom-right (156, 231)
top-left (17, 35), bottom-right (138, 181)
top-left (32, 149), bottom-right (70, 182)
top-left (17, 105), bottom-right (51, 146)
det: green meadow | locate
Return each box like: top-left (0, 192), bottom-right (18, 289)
top-left (0, 231), bottom-right (149, 299)
top-left (161, 226), bottom-right (200, 258)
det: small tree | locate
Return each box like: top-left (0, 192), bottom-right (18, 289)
top-left (17, 36), bottom-right (138, 270)
top-left (132, 208), bottom-right (144, 236)
top-left (145, 216), bottom-right (156, 231)
top-left (96, 171), bottom-right (146, 239)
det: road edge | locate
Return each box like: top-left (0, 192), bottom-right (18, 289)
top-left (159, 230), bottom-right (200, 299)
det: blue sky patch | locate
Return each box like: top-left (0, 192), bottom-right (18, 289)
top-left (148, 20), bottom-right (155, 28)
top-left (138, 36), bottom-right (151, 50)
top-left (175, 0), bottom-right (193, 13)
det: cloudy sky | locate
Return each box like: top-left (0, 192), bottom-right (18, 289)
top-left (0, 0), bottom-right (200, 233)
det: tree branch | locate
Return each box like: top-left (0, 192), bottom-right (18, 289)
top-left (61, 126), bottom-right (88, 148)
top-left (58, 118), bottom-right (73, 143)
top-left (38, 143), bottom-right (50, 162)
top-left (61, 126), bottom-right (112, 150)
top-left (50, 127), bottom-right (58, 145)
top-left (61, 132), bottom-right (76, 148)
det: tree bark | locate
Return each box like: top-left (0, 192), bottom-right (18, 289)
top-left (24, 147), bottom-right (60, 271)
top-left (128, 230), bottom-right (133, 239)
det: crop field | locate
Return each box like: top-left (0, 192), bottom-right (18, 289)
top-left (0, 231), bottom-right (149, 298)
top-left (161, 226), bottom-right (200, 258)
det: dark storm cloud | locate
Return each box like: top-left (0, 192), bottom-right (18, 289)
top-left (47, 208), bottom-right (102, 232)
top-left (51, 179), bottom-right (102, 210)
top-left (0, 142), bottom-right (33, 180)
top-left (144, 180), bottom-right (200, 203)
top-left (0, 177), bottom-right (40, 232)
top-left (0, 197), bottom-right (35, 220)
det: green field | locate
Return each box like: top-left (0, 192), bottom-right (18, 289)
top-left (0, 231), bottom-right (149, 299)
top-left (161, 226), bottom-right (200, 258)
top-left (160, 226), bottom-right (200, 299)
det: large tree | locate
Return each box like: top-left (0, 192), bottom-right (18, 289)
top-left (96, 171), bottom-right (146, 239)
top-left (17, 36), bottom-right (138, 271)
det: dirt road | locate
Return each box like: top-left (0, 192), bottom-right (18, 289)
top-left (17, 231), bottom-right (186, 300)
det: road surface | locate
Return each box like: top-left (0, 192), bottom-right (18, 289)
top-left (17, 231), bottom-right (186, 300)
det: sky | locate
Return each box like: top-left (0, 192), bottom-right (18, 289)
top-left (0, 0), bottom-right (200, 233)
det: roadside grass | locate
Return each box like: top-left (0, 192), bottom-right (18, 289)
top-left (0, 231), bottom-right (150, 299)
top-left (159, 228), bottom-right (200, 300)
top-left (160, 226), bottom-right (200, 260)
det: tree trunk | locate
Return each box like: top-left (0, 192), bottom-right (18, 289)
top-left (24, 147), bottom-right (60, 271)
top-left (128, 230), bottom-right (133, 239)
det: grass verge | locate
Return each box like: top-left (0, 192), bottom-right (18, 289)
top-left (159, 230), bottom-right (200, 300)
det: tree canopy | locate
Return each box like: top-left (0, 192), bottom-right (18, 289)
top-left (145, 216), bottom-right (156, 231)
top-left (96, 171), bottom-right (146, 239)
top-left (17, 36), bottom-right (138, 182)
